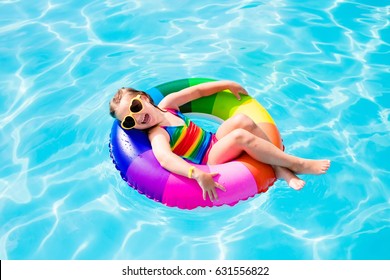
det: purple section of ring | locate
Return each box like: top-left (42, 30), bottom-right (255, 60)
top-left (126, 150), bottom-right (169, 202)
top-left (109, 121), bottom-right (152, 179)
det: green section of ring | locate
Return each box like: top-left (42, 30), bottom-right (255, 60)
top-left (188, 78), bottom-right (218, 114)
top-left (189, 78), bottom-right (259, 121)
top-left (156, 78), bottom-right (190, 95)
top-left (155, 78), bottom-right (219, 114)
top-left (155, 78), bottom-right (233, 117)
top-left (154, 78), bottom-right (270, 123)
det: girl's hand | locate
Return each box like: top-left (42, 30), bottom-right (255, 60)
top-left (228, 81), bottom-right (249, 100)
top-left (192, 169), bottom-right (226, 201)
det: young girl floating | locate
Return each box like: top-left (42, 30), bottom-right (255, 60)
top-left (109, 80), bottom-right (330, 201)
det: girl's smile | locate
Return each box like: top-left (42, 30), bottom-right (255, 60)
top-left (131, 110), bottom-right (157, 129)
top-left (137, 113), bottom-right (151, 125)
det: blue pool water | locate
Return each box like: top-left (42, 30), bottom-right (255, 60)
top-left (1, 0), bottom-right (389, 260)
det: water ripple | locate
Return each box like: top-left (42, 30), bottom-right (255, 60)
top-left (1, 0), bottom-right (389, 260)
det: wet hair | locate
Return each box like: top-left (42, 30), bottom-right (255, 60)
top-left (109, 87), bottom-right (160, 119)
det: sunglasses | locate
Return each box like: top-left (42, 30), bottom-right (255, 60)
top-left (120, 94), bottom-right (144, 130)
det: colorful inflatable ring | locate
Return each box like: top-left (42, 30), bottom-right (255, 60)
top-left (109, 78), bottom-right (283, 209)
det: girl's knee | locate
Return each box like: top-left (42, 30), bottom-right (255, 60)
top-left (232, 114), bottom-right (256, 130)
top-left (230, 128), bottom-right (254, 146)
top-left (209, 129), bottom-right (254, 164)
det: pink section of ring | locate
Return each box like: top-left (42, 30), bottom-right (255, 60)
top-left (162, 161), bottom-right (258, 209)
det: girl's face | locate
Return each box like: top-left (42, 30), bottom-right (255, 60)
top-left (116, 94), bottom-right (159, 130)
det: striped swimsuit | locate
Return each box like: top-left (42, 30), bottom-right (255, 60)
top-left (161, 109), bottom-right (218, 164)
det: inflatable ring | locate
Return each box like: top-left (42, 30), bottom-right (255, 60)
top-left (109, 78), bottom-right (283, 209)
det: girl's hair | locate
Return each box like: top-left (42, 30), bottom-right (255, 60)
top-left (109, 87), bottom-right (159, 119)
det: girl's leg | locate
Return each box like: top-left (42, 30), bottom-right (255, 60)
top-left (208, 128), bottom-right (330, 175)
top-left (215, 114), bottom-right (307, 189)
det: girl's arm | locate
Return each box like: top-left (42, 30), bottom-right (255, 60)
top-left (148, 128), bottom-right (225, 201)
top-left (158, 80), bottom-right (248, 110)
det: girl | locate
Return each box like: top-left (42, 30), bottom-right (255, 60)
top-left (109, 80), bottom-right (330, 201)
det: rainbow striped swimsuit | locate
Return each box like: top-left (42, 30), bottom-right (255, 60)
top-left (162, 109), bottom-right (218, 164)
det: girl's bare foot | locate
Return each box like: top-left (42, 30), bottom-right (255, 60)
top-left (273, 166), bottom-right (306, 191)
top-left (288, 177), bottom-right (305, 190)
top-left (292, 159), bottom-right (331, 175)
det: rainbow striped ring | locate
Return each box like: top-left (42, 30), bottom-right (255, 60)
top-left (109, 78), bottom-right (283, 209)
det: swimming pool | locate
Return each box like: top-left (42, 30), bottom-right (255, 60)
top-left (0, 0), bottom-right (389, 260)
